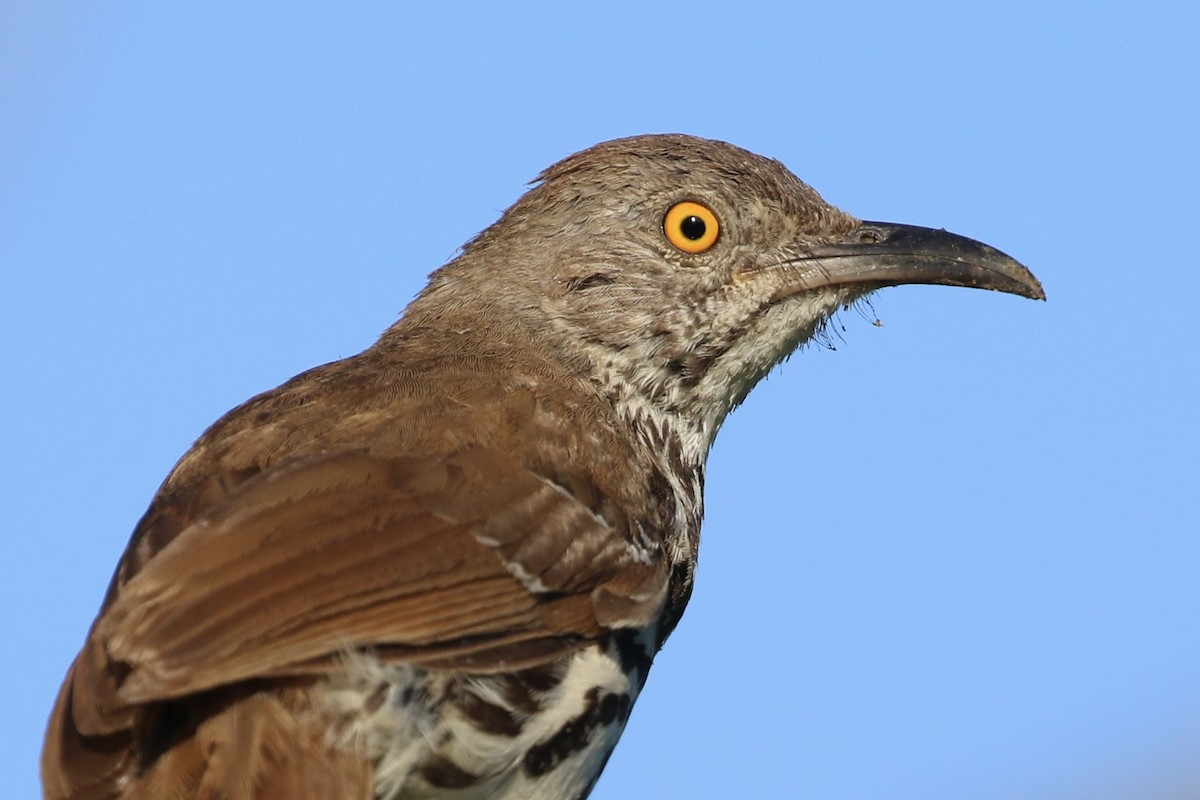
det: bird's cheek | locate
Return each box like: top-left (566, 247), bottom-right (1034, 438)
top-left (724, 263), bottom-right (792, 313)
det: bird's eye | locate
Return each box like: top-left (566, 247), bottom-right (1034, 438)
top-left (663, 201), bottom-right (719, 254)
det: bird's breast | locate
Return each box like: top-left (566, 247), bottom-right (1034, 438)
top-left (322, 627), bottom-right (657, 799)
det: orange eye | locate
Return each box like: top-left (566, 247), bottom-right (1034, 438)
top-left (663, 201), bottom-right (719, 254)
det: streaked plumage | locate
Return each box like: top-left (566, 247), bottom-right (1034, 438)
top-left (43, 134), bottom-right (1043, 799)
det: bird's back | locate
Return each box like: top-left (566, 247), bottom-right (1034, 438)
top-left (44, 323), bottom-right (683, 799)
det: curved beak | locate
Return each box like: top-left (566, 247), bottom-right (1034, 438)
top-left (772, 221), bottom-right (1045, 302)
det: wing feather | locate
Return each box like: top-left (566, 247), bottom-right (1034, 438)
top-left (81, 448), bottom-right (665, 712)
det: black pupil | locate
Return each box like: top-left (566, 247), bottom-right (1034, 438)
top-left (679, 215), bottom-right (706, 240)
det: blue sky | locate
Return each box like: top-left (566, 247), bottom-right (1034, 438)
top-left (3, 4), bottom-right (1197, 798)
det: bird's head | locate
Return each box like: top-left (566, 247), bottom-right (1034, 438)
top-left (410, 134), bottom-right (1044, 457)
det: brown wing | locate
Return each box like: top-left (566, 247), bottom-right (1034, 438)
top-left (45, 446), bottom-right (668, 798)
top-left (65, 447), bottom-right (667, 735)
top-left (44, 672), bottom-right (372, 800)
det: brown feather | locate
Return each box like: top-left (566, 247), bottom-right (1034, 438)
top-left (93, 447), bottom-right (662, 704)
top-left (43, 134), bottom-right (1039, 798)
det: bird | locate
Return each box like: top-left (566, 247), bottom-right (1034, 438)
top-left (42, 133), bottom-right (1044, 800)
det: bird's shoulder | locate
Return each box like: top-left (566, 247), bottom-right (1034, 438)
top-left (64, 328), bottom-right (684, 738)
top-left (115, 327), bottom-right (662, 587)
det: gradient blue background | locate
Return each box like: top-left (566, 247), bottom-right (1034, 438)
top-left (4, 4), bottom-right (1197, 798)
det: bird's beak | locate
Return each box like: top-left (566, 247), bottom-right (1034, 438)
top-left (771, 221), bottom-right (1045, 302)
